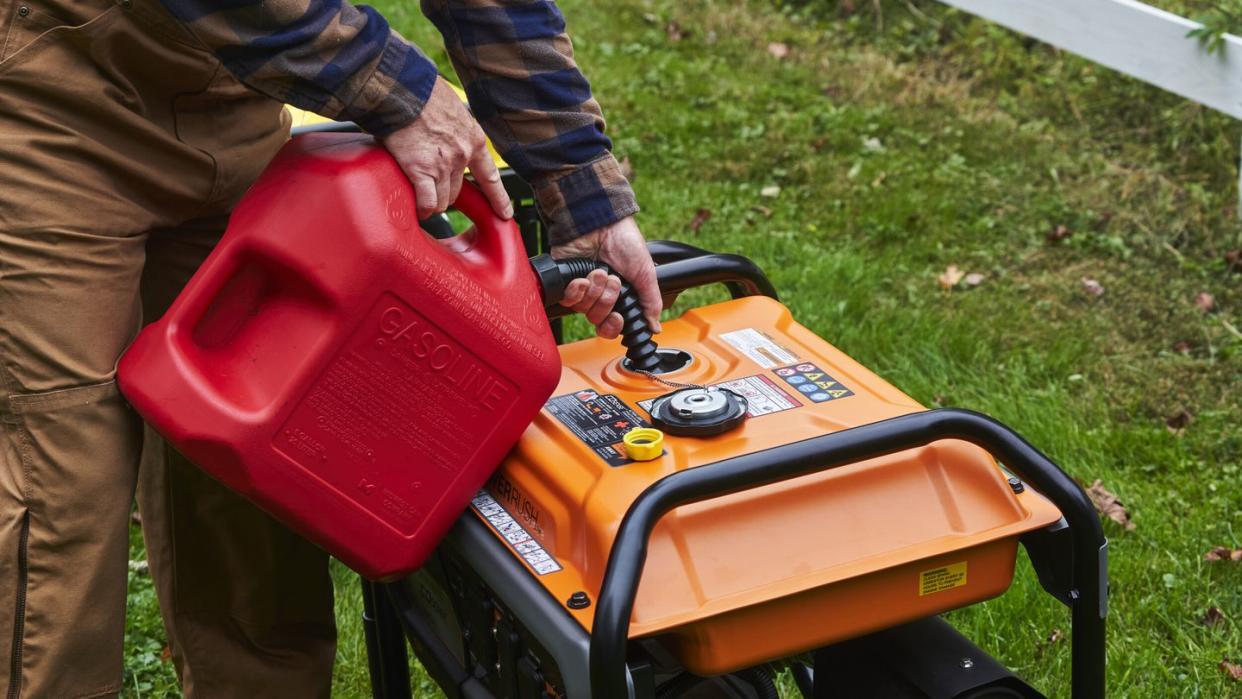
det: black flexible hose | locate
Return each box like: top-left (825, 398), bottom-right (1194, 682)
top-left (531, 255), bottom-right (661, 372)
top-left (737, 667), bottom-right (780, 699)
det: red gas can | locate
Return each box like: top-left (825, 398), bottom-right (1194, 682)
top-left (119, 133), bottom-right (561, 580)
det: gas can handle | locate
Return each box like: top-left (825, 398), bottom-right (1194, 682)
top-left (439, 177), bottom-right (525, 284)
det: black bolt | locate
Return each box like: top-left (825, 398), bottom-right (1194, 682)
top-left (566, 591), bottom-right (591, 610)
top-left (1007, 476), bottom-right (1025, 494)
top-left (17, 6), bottom-right (29, 17)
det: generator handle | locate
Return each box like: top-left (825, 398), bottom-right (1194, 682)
top-left (645, 239), bottom-right (773, 290)
top-left (647, 240), bottom-right (779, 301)
top-left (544, 246), bottom-right (778, 322)
top-left (589, 408), bottom-right (1106, 699)
top-left (649, 252), bottom-right (779, 301)
top-left (646, 240), bottom-right (759, 303)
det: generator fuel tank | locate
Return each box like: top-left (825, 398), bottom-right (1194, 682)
top-left (470, 295), bottom-right (1063, 676)
top-left (118, 133), bottom-right (561, 580)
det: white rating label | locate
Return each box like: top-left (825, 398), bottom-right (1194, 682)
top-left (720, 328), bottom-right (801, 369)
top-left (471, 491), bottom-right (562, 576)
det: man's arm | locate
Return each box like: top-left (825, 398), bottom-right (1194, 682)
top-left (422, 0), bottom-right (660, 336)
top-left (157, 0), bottom-right (512, 219)
top-left (159, 0), bottom-right (435, 136)
top-left (421, 0), bottom-right (637, 245)
top-left (158, 0), bottom-right (657, 335)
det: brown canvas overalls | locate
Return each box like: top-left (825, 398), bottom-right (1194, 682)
top-left (1, 0), bottom-right (336, 695)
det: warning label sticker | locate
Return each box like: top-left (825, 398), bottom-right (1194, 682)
top-left (544, 391), bottom-right (653, 467)
top-left (471, 490), bottom-right (563, 576)
top-left (918, 562), bottom-right (968, 596)
top-left (719, 328), bottom-right (801, 369)
top-left (773, 363), bottom-right (855, 403)
top-left (638, 375), bottom-right (799, 418)
top-left (718, 374), bottom-right (800, 416)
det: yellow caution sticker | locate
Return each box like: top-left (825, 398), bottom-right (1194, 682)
top-left (919, 562), bottom-right (968, 596)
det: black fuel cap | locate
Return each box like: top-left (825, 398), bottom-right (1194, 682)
top-left (649, 386), bottom-right (748, 437)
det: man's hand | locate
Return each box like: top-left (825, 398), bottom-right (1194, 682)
top-left (551, 216), bottom-right (662, 340)
top-left (380, 77), bottom-right (512, 221)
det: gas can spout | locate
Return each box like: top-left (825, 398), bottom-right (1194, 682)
top-left (530, 254), bottom-right (662, 372)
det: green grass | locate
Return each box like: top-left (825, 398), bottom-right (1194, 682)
top-left (125, 1), bottom-right (1241, 696)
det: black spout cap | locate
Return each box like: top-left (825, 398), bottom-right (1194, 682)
top-left (531, 254), bottom-right (566, 307)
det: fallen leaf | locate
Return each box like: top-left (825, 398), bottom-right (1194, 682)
top-left (963, 273), bottom-right (985, 287)
top-left (1173, 340), bottom-right (1194, 355)
top-left (821, 85), bottom-right (845, 100)
top-left (687, 208), bottom-right (712, 233)
top-left (938, 264), bottom-right (965, 290)
top-left (1204, 546), bottom-right (1242, 562)
top-left (1202, 607), bottom-right (1227, 627)
top-left (1082, 277), bottom-right (1104, 297)
top-left (1165, 408), bottom-right (1193, 435)
top-left (1047, 224), bottom-right (1073, 243)
top-left (162, 645), bottom-right (172, 662)
top-left (1226, 249), bottom-right (1241, 272)
top-left (665, 21), bottom-right (684, 42)
top-left (767, 42), bottom-right (790, 59)
top-left (1085, 479), bottom-right (1135, 531)
top-left (619, 156), bottom-right (635, 181)
top-left (1194, 292), bottom-right (1216, 313)
top-left (760, 185), bottom-right (781, 198)
top-left (751, 205), bottom-right (773, 218)
top-left (1034, 627), bottom-right (1064, 658)
top-left (1221, 660), bottom-right (1242, 681)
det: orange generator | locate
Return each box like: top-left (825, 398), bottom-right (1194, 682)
top-left (367, 242), bottom-right (1108, 699)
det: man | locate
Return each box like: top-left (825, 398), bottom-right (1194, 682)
top-left (0, 0), bottom-right (660, 695)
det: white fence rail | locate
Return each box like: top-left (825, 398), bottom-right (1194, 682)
top-left (938, 0), bottom-right (1242, 204)
top-left (940, 0), bottom-right (1242, 118)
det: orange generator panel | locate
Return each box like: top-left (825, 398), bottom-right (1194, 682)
top-left (380, 242), bottom-right (1109, 699)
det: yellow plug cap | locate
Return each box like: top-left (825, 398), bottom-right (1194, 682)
top-left (623, 428), bottom-right (664, 461)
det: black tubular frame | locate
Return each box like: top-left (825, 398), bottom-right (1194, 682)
top-left (646, 240), bottom-right (774, 301)
top-left (544, 242), bottom-right (779, 324)
top-left (361, 578), bottom-right (412, 697)
top-left (588, 408), bottom-right (1107, 699)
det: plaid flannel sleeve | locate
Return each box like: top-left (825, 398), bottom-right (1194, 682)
top-left (421, 0), bottom-right (639, 243)
top-left (157, 0), bottom-right (440, 136)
